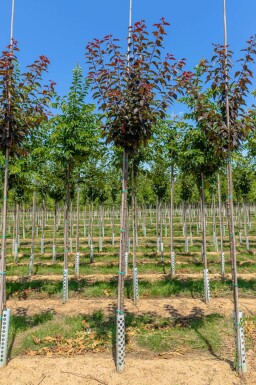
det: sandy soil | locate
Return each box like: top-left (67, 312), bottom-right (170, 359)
top-left (0, 353), bottom-right (254, 385)
top-left (6, 272), bottom-right (256, 283)
top-left (8, 297), bottom-right (256, 318)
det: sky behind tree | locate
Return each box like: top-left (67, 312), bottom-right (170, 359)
top-left (1, 0), bottom-right (256, 113)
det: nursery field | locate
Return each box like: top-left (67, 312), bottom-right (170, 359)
top-left (1, 205), bottom-right (256, 384)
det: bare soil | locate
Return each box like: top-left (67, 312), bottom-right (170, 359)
top-left (0, 353), bottom-right (255, 385)
top-left (6, 272), bottom-right (256, 283)
top-left (9, 297), bottom-right (256, 318)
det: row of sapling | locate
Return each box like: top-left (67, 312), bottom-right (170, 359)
top-left (1, 16), bottom-right (255, 377)
top-left (86, 18), bottom-right (187, 372)
top-left (177, 122), bottom-right (224, 303)
top-left (0, 40), bottom-right (55, 367)
top-left (151, 159), bottom-right (169, 261)
top-left (151, 117), bottom-right (184, 276)
top-left (233, 159), bottom-right (254, 251)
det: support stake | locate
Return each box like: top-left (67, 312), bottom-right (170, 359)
top-left (62, 268), bottom-right (68, 304)
top-left (0, 309), bottom-right (11, 368)
top-left (116, 313), bottom-right (125, 373)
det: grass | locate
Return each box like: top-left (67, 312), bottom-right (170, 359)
top-left (6, 276), bottom-right (256, 300)
top-left (8, 309), bottom-right (238, 362)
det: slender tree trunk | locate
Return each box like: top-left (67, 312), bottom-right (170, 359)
top-left (132, 163), bottom-right (139, 303)
top-left (83, 204), bottom-right (86, 238)
top-left (156, 198), bottom-right (159, 252)
top-left (243, 201), bottom-right (249, 250)
top-left (170, 165), bottom-right (175, 276)
top-left (22, 202), bottom-right (25, 239)
top-left (14, 202), bottom-right (19, 263)
top-left (29, 190), bottom-right (36, 276)
top-left (69, 200), bottom-right (73, 253)
top-left (223, 0), bottom-right (244, 371)
top-left (63, 165), bottom-right (71, 303)
top-left (0, 148), bottom-right (9, 318)
top-left (218, 174), bottom-right (225, 276)
top-left (75, 189), bottom-right (80, 277)
top-left (41, 199), bottom-right (45, 255)
top-left (53, 201), bottom-right (57, 261)
top-left (116, 150), bottom-right (128, 373)
top-left (227, 158), bottom-right (244, 370)
top-left (112, 204), bottom-right (115, 245)
top-left (201, 173), bottom-right (210, 304)
top-left (183, 203), bottom-right (188, 253)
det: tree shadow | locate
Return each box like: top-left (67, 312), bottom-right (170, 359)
top-left (164, 304), bottom-right (233, 367)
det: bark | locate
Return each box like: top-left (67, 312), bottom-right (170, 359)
top-left (0, 148), bottom-right (9, 316)
top-left (201, 173), bottom-right (207, 271)
top-left (117, 151), bottom-right (128, 314)
top-left (170, 166), bottom-right (174, 276)
top-left (41, 199), bottom-right (45, 254)
top-left (53, 201), bottom-right (57, 261)
top-left (132, 162), bottom-right (138, 303)
top-left (64, 165), bottom-right (71, 271)
top-left (30, 190), bottom-right (36, 275)
top-left (76, 190), bottom-right (80, 254)
top-left (217, 174), bottom-right (224, 276)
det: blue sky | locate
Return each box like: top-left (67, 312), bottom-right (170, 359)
top-left (1, 0), bottom-right (256, 113)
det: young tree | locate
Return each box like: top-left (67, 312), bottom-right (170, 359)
top-left (49, 65), bottom-right (99, 304)
top-left (184, 34), bottom-right (256, 372)
top-left (152, 117), bottom-right (184, 276)
top-left (0, 41), bottom-right (54, 367)
top-left (178, 126), bottom-right (223, 303)
top-left (86, 18), bottom-right (186, 372)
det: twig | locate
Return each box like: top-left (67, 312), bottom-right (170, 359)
top-left (37, 375), bottom-right (46, 385)
top-left (61, 371), bottom-right (108, 385)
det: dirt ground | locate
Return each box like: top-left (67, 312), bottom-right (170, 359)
top-left (8, 297), bottom-right (256, 318)
top-left (2, 297), bottom-right (255, 384)
top-left (6, 272), bottom-right (256, 283)
top-left (0, 353), bottom-right (255, 385)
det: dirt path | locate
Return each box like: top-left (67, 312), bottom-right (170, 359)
top-left (6, 272), bottom-right (256, 282)
top-left (9, 297), bottom-right (256, 318)
top-left (0, 353), bottom-right (253, 385)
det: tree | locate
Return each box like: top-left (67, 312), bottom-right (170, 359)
top-left (0, 40), bottom-right (54, 367)
top-left (49, 65), bottom-right (99, 303)
top-left (86, 18), bottom-right (186, 373)
top-left (152, 117), bottom-right (185, 276)
top-left (184, 35), bottom-right (256, 372)
top-left (178, 124), bottom-right (223, 303)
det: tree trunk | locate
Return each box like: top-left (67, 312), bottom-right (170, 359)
top-left (14, 202), bottom-right (19, 263)
top-left (63, 164), bottom-right (71, 303)
top-left (156, 198), bottom-right (159, 252)
top-left (201, 173), bottom-right (210, 304)
top-left (116, 150), bottom-right (128, 373)
top-left (75, 189), bottom-right (80, 277)
top-left (226, 158), bottom-right (244, 370)
top-left (132, 162), bottom-right (139, 303)
top-left (243, 202), bottom-right (249, 250)
top-left (53, 201), bottom-right (57, 261)
top-left (29, 190), bottom-right (36, 276)
top-left (217, 174), bottom-right (224, 276)
top-left (170, 165), bottom-right (175, 277)
top-left (22, 202), bottom-right (25, 239)
top-left (41, 199), bottom-right (45, 255)
top-left (0, 148), bottom-right (9, 318)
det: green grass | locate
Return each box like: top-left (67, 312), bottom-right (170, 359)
top-left (6, 276), bottom-right (256, 300)
top-left (8, 310), bottom-right (238, 362)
